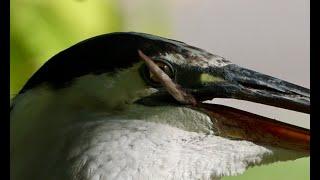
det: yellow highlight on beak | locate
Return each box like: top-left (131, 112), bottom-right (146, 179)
top-left (200, 73), bottom-right (224, 83)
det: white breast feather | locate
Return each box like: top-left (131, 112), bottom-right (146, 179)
top-left (60, 118), bottom-right (271, 180)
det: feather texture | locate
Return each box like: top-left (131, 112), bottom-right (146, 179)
top-left (50, 119), bottom-right (272, 180)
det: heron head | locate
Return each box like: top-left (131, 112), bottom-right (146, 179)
top-left (16, 32), bottom-right (309, 154)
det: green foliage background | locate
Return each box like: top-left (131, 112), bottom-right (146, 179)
top-left (10, 0), bottom-right (123, 95)
top-left (10, 0), bottom-right (309, 179)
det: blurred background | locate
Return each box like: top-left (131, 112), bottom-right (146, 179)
top-left (10, 0), bottom-right (309, 179)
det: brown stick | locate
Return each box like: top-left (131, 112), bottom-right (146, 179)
top-left (138, 50), bottom-right (197, 105)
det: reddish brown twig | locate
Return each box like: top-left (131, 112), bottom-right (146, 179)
top-left (138, 50), bottom-right (197, 105)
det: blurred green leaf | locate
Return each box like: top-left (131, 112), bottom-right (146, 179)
top-left (10, 0), bottom-right (123, 94)
top-left (223, 157), bottom-right (309, 180)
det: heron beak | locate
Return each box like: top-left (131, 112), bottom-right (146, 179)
top-left (194, 64), bottom-right (310, 153)
top-left (138, 50), bottom-right (309, 153)
top-left (198, 103), bottom-right (309, 153)
top-left (192, 64), bottom-right (310, 153)
top-left (192, 64), bottom-right (309, 114)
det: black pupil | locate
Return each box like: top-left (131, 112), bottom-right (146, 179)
top-left (160, 65), bottom-right (169, 74)
top-left (149, 62), bottom-right (172, 83)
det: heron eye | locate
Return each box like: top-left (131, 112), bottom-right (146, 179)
top-left (140, 60), bottom-right (175, 87)
top-left (149, 62), bottom-right (173, 83)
